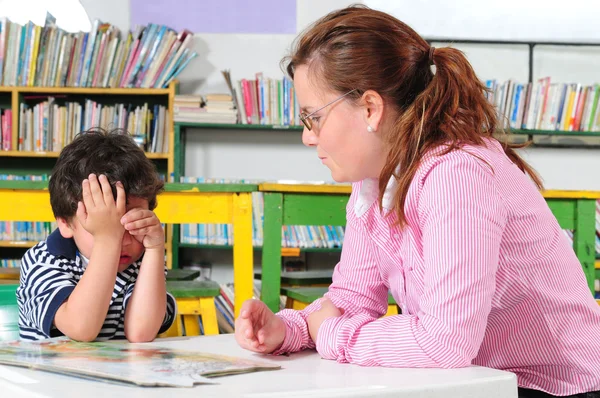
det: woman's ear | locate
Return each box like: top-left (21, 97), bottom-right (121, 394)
top-left (56, 217), bottom-right (74, 238)
top-left (361, 89), bottom-right (385, 132)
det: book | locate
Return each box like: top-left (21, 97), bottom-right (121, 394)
top-left (0, 337), bottom-right (281, 387)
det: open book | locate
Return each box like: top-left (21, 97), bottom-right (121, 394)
top-left (0, 337), bottom-right (280, 387)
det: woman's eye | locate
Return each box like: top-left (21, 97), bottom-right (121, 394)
top-left (311, 116), bottom-right (321, 124)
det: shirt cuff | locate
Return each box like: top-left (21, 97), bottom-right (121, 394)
top-left (158, 292), bottom-right (177, 334)
top-left (271, 309), bottom-right (314, 355)
top-left (316, 313), bottom-right (373, 362)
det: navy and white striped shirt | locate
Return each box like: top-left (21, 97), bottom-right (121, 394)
top-left (17, 229), bottom-right (176, 341)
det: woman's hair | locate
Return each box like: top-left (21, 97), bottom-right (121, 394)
top-left (283, 4), bottom-right (542, 227)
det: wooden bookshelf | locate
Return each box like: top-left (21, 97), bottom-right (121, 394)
top-left (509, 129), bottom-right (600, 137)
top-left (0, 241), bottom-right (36, 248)
top-left (0, 150), bottom-right (169, 159)
top-left (0, 82), bottom-right (179, 268)
top-left (174, 122), bottom-right (303, 132)
top-left (178, 243), bottom-right (342, 256)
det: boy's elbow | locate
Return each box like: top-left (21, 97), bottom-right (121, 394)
top-left (125, 328), bottom-right (157, 343)
top-left (66, 328), bottom-right (99, 343)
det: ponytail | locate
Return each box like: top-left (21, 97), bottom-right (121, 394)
top-left (381, 46), bottom-right (543, 227)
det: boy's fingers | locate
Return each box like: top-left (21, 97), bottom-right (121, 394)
top-left (115, 181), bottom-right (126, 214)
top-left (98, 174), bottom-right (114, 207)
top-left (88, 174), bottom-right (104, 207)
top-left (123, 217), bottom-right (155, 231)
top-left (81, 179), bottom-right (94, 209)
top-left (121, 209), bottom-right (151, 224)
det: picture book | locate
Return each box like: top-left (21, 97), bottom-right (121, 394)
top-left (0, 337), bottom-right (280, 387)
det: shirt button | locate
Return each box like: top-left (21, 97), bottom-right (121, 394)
top-left (393, 234), bottom-right (399, 239)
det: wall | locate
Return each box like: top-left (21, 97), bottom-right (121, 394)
top-left (77, 0), bottom-right (600, 281)
top-left (77, 0), bottom-right (600, 191)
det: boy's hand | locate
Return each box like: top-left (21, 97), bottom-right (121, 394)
top-left (76, 174), bottom-right (126, 240)
top-left (121, 209), bottom-right (165, 250)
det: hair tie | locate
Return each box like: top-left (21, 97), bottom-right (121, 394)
top-left (428, 46), bottom-right (435, 65)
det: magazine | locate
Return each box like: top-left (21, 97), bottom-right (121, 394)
top-left (0, 337), bottom-right (280, 387)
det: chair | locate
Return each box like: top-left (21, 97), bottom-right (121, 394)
top-left (161, 280), bottom-right (221, 337)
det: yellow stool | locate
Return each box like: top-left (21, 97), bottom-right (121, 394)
top-left (282, 286), bottom-right (399, 317)
top-left (161, 280), bottom-right (221, 337)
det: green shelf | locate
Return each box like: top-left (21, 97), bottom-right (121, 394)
top-left (174, 122), bottom-right (303, 131)
top-left (178, 243), bottom-right (342, 253)
top-left (0, 180), bottom-right (49, 189)
top-left (509, 129), bottom-right (600, 137)
top-left (164, 182), bottom-right (258, 193)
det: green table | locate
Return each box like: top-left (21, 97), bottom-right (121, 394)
top-left (259, 183), bottom-right (600, 313)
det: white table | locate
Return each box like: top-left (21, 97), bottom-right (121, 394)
top-left (0, 335), bottom-right (518, 398)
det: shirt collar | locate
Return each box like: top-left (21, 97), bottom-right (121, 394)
top-left (46, 229), bottom-right (78, 260)
top-left (354, 175), bottom-right (397, 218)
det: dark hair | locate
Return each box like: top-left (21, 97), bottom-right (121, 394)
top-left (284, 5), bottom-right (542, 227)
top-left (49, 128), bottom-right (164, 220)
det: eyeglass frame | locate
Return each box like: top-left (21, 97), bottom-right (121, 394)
top-left (299, 89), bottom-right (357, 131)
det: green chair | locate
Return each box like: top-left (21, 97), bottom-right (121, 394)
top-left (161, 280), bottom-right (221, 337)
top-left (0, 284), bottom-right (19, 341)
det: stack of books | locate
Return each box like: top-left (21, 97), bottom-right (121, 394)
top-left (0, 13), bottom-right (197, 88)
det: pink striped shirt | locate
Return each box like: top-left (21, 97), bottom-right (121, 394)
top-left (275, 139), bottom-right (600, 396)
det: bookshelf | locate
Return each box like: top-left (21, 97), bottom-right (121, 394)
top-left (0, 82), bottom-right (179, 270)
top-left (171, 122), bottom-right (344, 277)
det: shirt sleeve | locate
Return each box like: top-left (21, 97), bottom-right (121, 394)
top-left (315, 155), bottom-right (507, 368)
top-left (158, 292), bottom-right (177, 334)
top-left (17, 254), bottom-right (77, 339)
top-left (273, 194), bottom-right (390, 354)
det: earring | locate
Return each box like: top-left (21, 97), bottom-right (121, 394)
top-left (367, 125), bottom-right (374, 133)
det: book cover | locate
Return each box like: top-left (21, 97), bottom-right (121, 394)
top-left (0, 337), bottom-right (281, 388)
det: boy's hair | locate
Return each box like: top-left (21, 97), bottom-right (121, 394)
top-left (49, 128), bottom-right (165, 220)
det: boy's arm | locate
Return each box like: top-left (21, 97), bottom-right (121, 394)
top-left (54, 236), bottom-right (121, 341)
top-left (122, 210), bottom-right (174, 342)
top-left (123, 245), bottom-right (173, 342)
top-left (54, 174), bottom-right (127, 342)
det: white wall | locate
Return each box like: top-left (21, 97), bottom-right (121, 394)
top-left (79, 0), bottom-right (600, 190)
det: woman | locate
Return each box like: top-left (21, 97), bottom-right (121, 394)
top-left (235, 5), bottom-right (600, 397)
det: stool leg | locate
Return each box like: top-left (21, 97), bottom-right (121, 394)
top-left (385, 304), bottom-right (399, 317)
top-left (292, 301), bottom-right (308, 310)
top-left (183, 314), bottom-right (201, 336)
top-left (199, 297), bottom-right (219, 335)
top-left (285, 297), bottom-right (294, 309)
top-left (161, 315), bottom-right (183, 338)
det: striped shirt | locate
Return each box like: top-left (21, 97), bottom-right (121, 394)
top-left (275, 139), bottom-right (600, 396)
top-left (17, 229), bottom-right (176, 341)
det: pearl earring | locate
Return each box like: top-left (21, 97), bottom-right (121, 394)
top-left (367, 125), bottom-right (374, 133)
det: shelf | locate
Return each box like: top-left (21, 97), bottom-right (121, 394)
top-left (508, 129), bottom-right (600, 137)
top-left (0, 151), bottom-right (60, 158)
top-left (175, 122), bottom-right (303, 131)
top-left (164, 182), bottom-right (258, 193)
top-left (0, 241), bottom-right (36, 248)
top-left (178, 243), bottom-right (342, 255)
top-left (0, 86), bottom-right (172, 95)
top-left (0, 151), bottom-right (169, 159)
top-left (0, 268), bottom-right (19, 280)
top-left (144, 153), bottom-right (170, 159)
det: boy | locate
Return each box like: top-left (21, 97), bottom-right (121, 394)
top-left (17, 129), bottom-right (176, 342)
